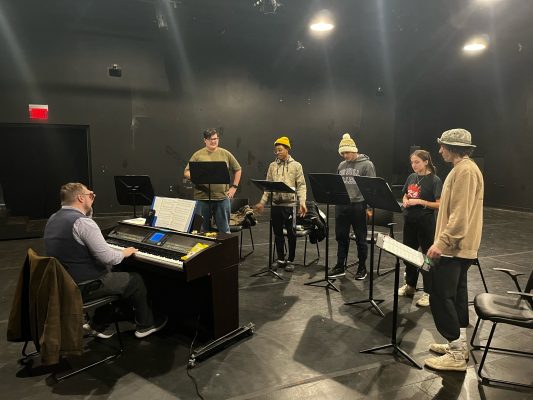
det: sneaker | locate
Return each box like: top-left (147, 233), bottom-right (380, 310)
top-left (272, 260), bottom-right (286, 269)
top-left (416, 293), bottom-right (430, 307)
top-left (135, 315), bottom-right (168, 339)
top-left (398, 283), bottom-right (416, 297)
top-left (83, 323), bottom-right (115, 339)
top-left (429, 343), bottom-right (469, 360)
top-left (284, 261), bottom-right (295, 272)
top-left (354, 266), bottom-right (367, 280)
top-left (424, 351), bottom-right (467, 372)
top-left (328, 264), bottom-right (346, 278)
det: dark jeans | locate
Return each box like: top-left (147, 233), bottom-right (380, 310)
top-left (83, 271), bottom-right (154, 329)
top-left (335, 202), bottom-right (367, 266)
top-left (402, 213), bottom-right (435, 287)
top-left (424, 257), bottom-right (472, 342)
top-left (272, 206), bottom-right (296, 262)
top-left (196, 198), bottom-right (231, 233)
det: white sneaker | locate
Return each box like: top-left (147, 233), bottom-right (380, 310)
top-left (398, 283), bottom-right (415, 297)
top-left (429, 343), bottom-right (469, 360)
top-left (416, 293), bottom-right (430, 307)
top-left (424, 351), bottom-right (467, 372)
top-left (83, 323), bottom-right (115, 339)
top-left (135, 315), bottom-right (168, 339)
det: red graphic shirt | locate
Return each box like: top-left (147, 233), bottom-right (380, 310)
top-left (407, 183), bottom-right (421, 199)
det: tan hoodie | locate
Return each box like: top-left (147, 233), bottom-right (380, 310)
top-left (434, 158), bottom-right (484, 259)
top-left (259, 156), bottom-right (307, 207)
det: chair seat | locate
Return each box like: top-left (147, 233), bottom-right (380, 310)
top-left (281, 228), bottom-right (311, 237)
top-left (474, 293), bottom-right (533, 328)
top-left (349, 232), bottom-right (387, 242)
top-left (229, 225), bottom-right (243, 233)
top-left (83, 295), bottom-right (121, 311)
top-left (295, 229), bottom-right (311, 238)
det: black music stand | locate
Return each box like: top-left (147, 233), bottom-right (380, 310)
top-left (344, 177), bottom-right (401, 316)
top-left (305, 173), bottom-right (350, 292)
top-left (250, 179), bottom-right (295, 280)
top-left (346, 177), bottom-right (421, 369)
top-left (360, 234), bottom-right (423, 369)
top-left (114, 175), bottom-right (155, 218)
top-left (189, 161), bottom-right (231, 231)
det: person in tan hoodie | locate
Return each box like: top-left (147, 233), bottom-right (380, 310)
top-left (424, 129), bottom-right (484, 372)
top-left (255, 136), bottom-right (307, 272)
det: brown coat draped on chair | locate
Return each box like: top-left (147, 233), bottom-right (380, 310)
top-left (7, 248), bottom-right (84, 365)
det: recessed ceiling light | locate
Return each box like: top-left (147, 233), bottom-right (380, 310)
top-left (463, 35), bottom-right (489, 53)
top-left (310, 22), bottom-right (334, 32)
top-left (463, 42), bottom-right (487, 52)
top-left (309, 9), bottom-right (335, 34)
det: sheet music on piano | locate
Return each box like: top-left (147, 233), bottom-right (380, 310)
top-left (151, 196), bottom-right (196, 233)
top-left (376, 233), bottom-right (430, 270)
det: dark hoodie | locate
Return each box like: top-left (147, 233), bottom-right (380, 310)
top-left (337, 154), bottom-right (376, 202)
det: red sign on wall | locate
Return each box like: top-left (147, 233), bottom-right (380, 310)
top-left (29, 104), bottom-right (49, 120)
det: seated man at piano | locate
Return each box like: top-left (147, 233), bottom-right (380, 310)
top-left (44, 182), bottom-right (167, 339)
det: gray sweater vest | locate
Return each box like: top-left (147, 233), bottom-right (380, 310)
top-left (44, 208), bottom-right (106, 282)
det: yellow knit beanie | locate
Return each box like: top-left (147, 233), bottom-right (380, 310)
top-left (274, 136), bottom-right (291, 149)
top-left (338, 133), bottom-right (358, 155)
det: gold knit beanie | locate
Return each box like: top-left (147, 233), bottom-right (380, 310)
top-left (274, 136), bottom-right (291, 149)
top-left (338, 133), bottom-right (358, 155)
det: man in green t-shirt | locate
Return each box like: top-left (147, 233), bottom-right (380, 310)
top-left (184, 128), bottom-right (242, 233)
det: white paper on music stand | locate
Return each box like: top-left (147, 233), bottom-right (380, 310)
top-left (376, 233), bottom-right (425, 267)
top-left (151, 196), bottom-right (196, 233)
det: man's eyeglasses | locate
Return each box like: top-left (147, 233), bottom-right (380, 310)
top-left (206, 136), bottom-right (219, 141)
top-left (80, 192), bottom-right (96, 200)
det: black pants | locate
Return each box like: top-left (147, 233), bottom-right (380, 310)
top-left (335, 202), bottom-right (367, 266)
top-left (83, 271), bottom-right (155, 329)
top-left (402, 213), bottom-right (435, 287)
top-left (272, 206), bottom-right (296, 262)
top-left (424, 257), bottom-right (472, 342)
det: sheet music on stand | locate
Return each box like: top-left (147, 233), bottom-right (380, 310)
top-left (376, 233), bottom-right (431, 270)
top-left (151, 196), bottom-right (197, 233)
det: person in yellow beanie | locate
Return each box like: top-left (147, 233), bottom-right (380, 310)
top-left (254, 136), bottom-right (307, 272)
top-left (329, 133), bottom-right (376, 280)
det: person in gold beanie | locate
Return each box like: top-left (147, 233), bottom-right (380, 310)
top-left (329, 133), bottom-right (376, 280)
top-left (255, 136), bottom-right (307, 272)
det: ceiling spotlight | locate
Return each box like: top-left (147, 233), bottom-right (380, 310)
top-left (463, 35), bottom-right (489, 53)
top-left (309, 9), bottom-right (335, 34)
top-left (463, 42), bottom-right (486, 52)
top-left (310, 22), bottom-right (334, 32)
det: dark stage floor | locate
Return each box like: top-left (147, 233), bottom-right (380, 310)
top-left (1, 207), bottom-right (532, 399)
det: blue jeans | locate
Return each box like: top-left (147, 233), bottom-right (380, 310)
top-left (196, 198), bottom-right (231, 233)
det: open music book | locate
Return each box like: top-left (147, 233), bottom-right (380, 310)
top-left (151, 196), bottom-right (197, 233)
top-left (376, 233), bottom-right (431, 270)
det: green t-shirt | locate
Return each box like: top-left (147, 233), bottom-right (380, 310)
top-left (185, 147), bottom-right (241, 200)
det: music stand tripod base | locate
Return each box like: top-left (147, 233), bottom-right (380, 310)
top-left (360, 342), bottom-right (422, 369)
top-left (305, 277), bottom-right (340, 292)
top-left (251, 266), bottom-right (283, 280)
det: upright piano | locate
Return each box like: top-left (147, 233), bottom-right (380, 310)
top-left (106, 222), bottom-right (253, 357)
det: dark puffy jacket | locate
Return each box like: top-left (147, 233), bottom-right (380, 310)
top-left (297, 201), bottom-right (326, 244)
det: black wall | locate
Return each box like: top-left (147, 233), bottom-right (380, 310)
top-left (0, 0), bottom-right (531, 214)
